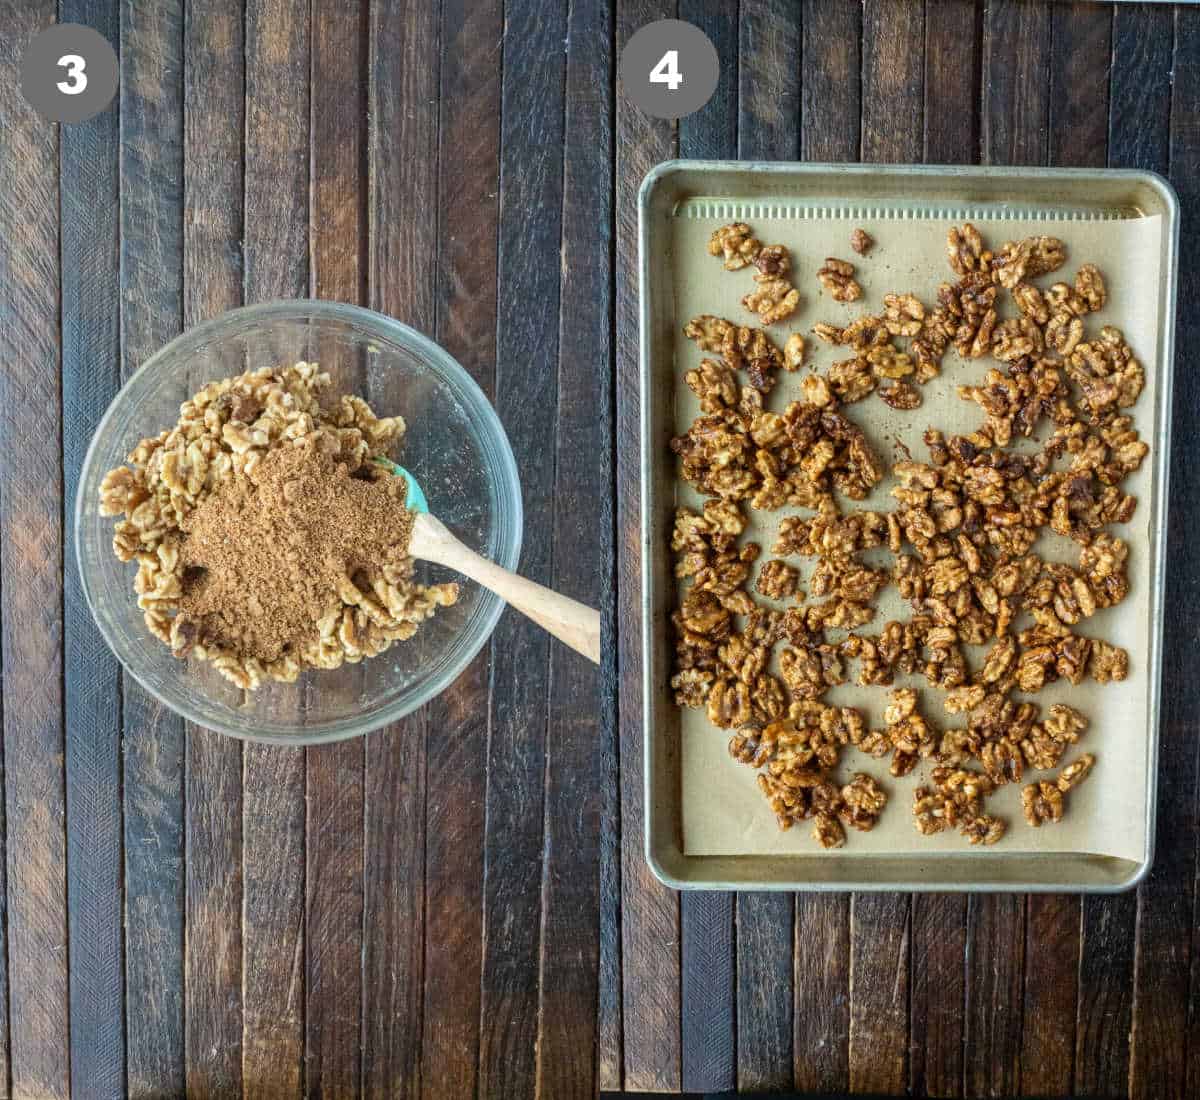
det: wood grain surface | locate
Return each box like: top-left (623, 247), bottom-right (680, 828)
top-left (0, 3), bottom-right (1194, 1099)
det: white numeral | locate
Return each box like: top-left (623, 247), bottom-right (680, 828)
top-left (649, 49), bottom-right (683, 91)
top-left (57, 53), bottom-right (87, 95)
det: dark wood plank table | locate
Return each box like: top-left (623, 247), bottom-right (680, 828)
top-left (0, 2), bottom-right (1195, 1098)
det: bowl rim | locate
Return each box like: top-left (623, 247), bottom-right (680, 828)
top-left (75, 298), bottom-right (524, 744)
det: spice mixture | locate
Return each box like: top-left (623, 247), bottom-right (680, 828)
top-left (671, 220), bottom-right (1143, 848)
top-left (100, 362), bottom-right (458, 691)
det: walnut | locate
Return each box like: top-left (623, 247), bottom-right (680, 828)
top-left (960, 815), bottom-right (1007, 845)
top-left (992, 235), bottom-right (1066, 289)
top-left (879, 381), bottom-right (922, 411)
top-left (1057, 752), bottom-right (1095, 791)
top-left (1022, 780), bottom-right (1064, 826)
top-left (708, 222), bottom-right (761, 270)
top-left (850, 228), bottom-right (874, 255)
top-left (813, 811), bottom-right (846, 849)
top-left (940, 273), bottom-right (998, 358)
top-left (991, 318), bottom-right (1037, 363)
top-left (1047, 281), bottom-right (1089, 317)
top-left (707, 677), bottom-right (753, 728)
top-left (947, 223), bottom-right (990, 276)
top-left (1046, 311), bottom-right (1084, 356)
top-left (1074, 264), bottom-right (1106, 312)
top-left (839, 774), bottom-right (887, 830)
top-left (755, 559), bottom-right (799, 600)
top-left (783, 332), bottom-right (806, 371)
top-left (99, 465), bottom-right (150, 516)
top-left (684, 314), bottom-right (735, 355)
top-left (1011, 282), bottom-right (1050, 324)
top-left (883, 293), bottom-right (925, 337)
top-left (827, 357), bottom-right (876, 403)
top-left (685, 359), bottom-right (739, 412)
top-left (754, 244), bottom-right (791, 277)
top-left (800, 373), bottom-right (835, 407)
top-left (1068, 326), bottom-right (1145, 415)
top-left (817, 258), bottom-right (862, 303)
top-left (1088, 639), bottom-right (1128, 683)
top-left (744, 277), bottom-right (801, 325)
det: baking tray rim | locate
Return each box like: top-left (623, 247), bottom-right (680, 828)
top-left (638, 161), bottom-right (1179, 893)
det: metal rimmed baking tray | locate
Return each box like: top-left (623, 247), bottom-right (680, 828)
top-left (639, 162), bottom-right (1179, 892)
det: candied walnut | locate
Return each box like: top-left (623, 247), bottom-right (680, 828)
top-left (960, 814), bottom-right (1007, 846)
top-left (1047, 281), bottom-right (1089, 317)
top-left (754, 244), bottom-right (791, 277)
top-left (755, 559), bottom-right (800, 600)
top-left (1057, 753), bottom-right (1095, 791)
top-left (828, 357), bottom-right (876, 403)
top-left (1046, 311), bottom-right (1084, 356)
top-left (683, 313), bottom-right (735, 354)
top-left (813, 811), bottom-right (846, 849)
top-left (866, 343), bottom-right (914, 380)
top-left (684, 316), bottom-right (784, 375)
top-left (780, 644), bottom-right (843, 701)
top-left (1022, 780), bottom-right (1064, 826)
top-left (882, 293), bottom-right (925, 337)
top-left (940, 273), bottom-right (998, 358)
top-left (839, 774), bottom-right (887, 831)
top-left (1088, 639), bottom-right (1128, 683)
top-left (850, 228), bottom-right (874, 255)
top-left (1012, 282), bottom-right (1050, 325)
top-left (1068, 326), bottom-right (1145, 415)
top-left (756, 772), bottom-right (810, 830)
top-left (1075, 264), bottom-right (1106, 312)
top-left (708, 222), bottom-right (761, 270)
top-left (992, 235), bottom-right (1066, 289)
top-left (685, 359), bottom-right (739, 412)
top-left (880, 382), bottom-right (922, 411)
top-left (981, 738), bottom-right (1024, 786)
top-left (991, 318), bottom-right (1037, 363)
top-left (783, 332), bottom-right (806, 371)
top-left (672, 668), bottom-right (714, 708)
top-left (744, 276), bottom-right (801, 325)
top-left (947, 223), bottom-right (990, 276)
top-left (944, 683), bottom-right (986, 715)
top-left (913, 788), bottom-right (956, 834)
top-left (707, 677), bottom-right (753, 728)
top-left (800, 373), bottom-right (835, 407)
top-left (679, 587), bottom-right (731, 637)
top-left (817, 258), bottom-right (862, 303)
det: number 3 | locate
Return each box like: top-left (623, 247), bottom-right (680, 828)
top-left (57, 54), bottom-right (87, 95)
top-left (649, 49), bottom-right (683, 91)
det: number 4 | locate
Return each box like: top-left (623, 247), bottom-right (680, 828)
top-left (649, 49), bottom-right (683, 91)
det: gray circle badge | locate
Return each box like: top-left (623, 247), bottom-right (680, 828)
top-left (20, 23), bottom-right (118, 125)
top-left (619, 19), bottom-right (719, 120)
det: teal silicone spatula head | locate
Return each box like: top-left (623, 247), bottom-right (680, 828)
top-left (371, 456), bottom-right (429, 514)
top-left (371, 455), bottom-right (600, 663)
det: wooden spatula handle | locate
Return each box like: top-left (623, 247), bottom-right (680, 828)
top-left (411, 514), bottom-right (601, 664)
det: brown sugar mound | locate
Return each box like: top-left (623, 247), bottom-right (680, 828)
top-left (177, 441), bottom-right (417, 663)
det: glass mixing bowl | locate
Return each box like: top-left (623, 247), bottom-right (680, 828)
top-left (75, 301), bottom-right (522, 744)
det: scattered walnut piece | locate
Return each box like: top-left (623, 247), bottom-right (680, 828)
top-left (754, 244), bottom-right (791, 277)
top-left (783, 332), bottom-right (806, 371)
top-left (1022, 780), bottom-right (1065, 826)
top-left (756, 559), bottom-right (800, 600)
top-left (879, 381), bottom-right (921, 410)
top-left (744, 277), bottom-right (801, 325)
top-left (850, 228), bottom-right (874, 255)
top-left (708, 222), bottom-right (761, 270)
top-left (817, 258), bottom-right (862, 303)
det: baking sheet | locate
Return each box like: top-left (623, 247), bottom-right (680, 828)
top-left (671, 204), bottom-right (1162, 862)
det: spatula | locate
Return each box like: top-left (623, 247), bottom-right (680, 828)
top-left (373, 457), bottom-right (601, 664)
